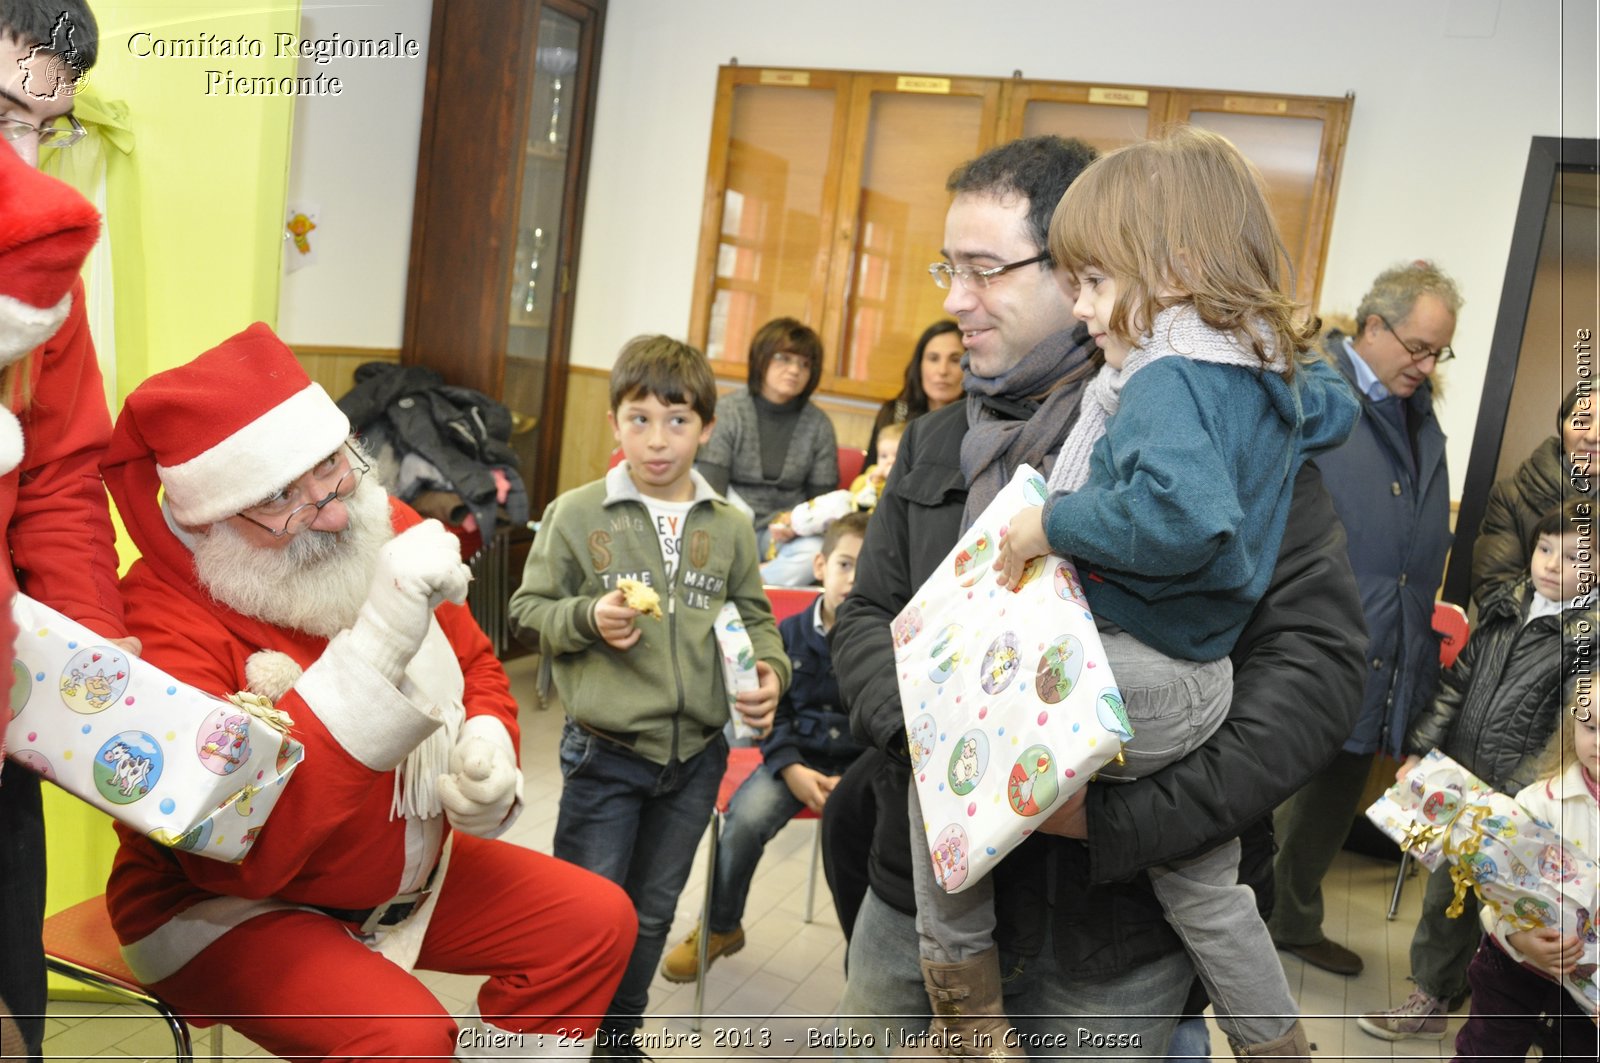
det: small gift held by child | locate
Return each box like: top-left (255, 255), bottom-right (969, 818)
top-left (910, 126), bottom-right (1359, 1059)
top-left (1451, 676), bottom-right (1600, 1061)
top-left (760, 423), bottom-right (902, 586)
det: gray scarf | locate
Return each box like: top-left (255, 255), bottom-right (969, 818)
top-left (959, 323), bottom-right (1098, 530)
top-left (1048, 305), bottom-right (1287, 495)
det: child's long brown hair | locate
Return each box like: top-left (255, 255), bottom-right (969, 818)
top-left (1048, 126), bottom-right (1318, 378)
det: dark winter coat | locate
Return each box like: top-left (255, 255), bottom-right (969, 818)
top-left (1471, 436), bottom-right (1592, 610)
top-left (1405, 577), bottom-right (1594, 792)
top-left (760, 603), bottom-right (868, 777)
top-left (832, 393), bottom-right (1367, 978)
top-left (337, 363), bottom-right (529, 541)
top-left (1315, 333), bottom-right (1453, 758)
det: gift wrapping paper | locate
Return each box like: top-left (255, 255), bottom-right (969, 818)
top-left (895, 465), bottom-right (1129, 894)
top-left (1367, 749), bottom-right (1599, 1012)
top-left (8, 594), bottom-right (304, 863)
top-left (713, 602), bottom-right (761, 741)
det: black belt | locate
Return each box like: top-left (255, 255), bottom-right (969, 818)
top-left (314, 864), bottom-right (440, 933)
top-left (578, 720), bottom-right (722, 751)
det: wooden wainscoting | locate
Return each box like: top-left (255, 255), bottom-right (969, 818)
top-left (555, 367), bottom-right (884, 502)
top-left (291, 344), bottom-right (401, 401)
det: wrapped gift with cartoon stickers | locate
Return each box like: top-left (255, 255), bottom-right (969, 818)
top-left (1366, 749), bottom-right (1600, 1012)
top-left (713, 602), bottom-right (761, 740)
top-left (8, 594), bottom-right (304, 863)
top-left (895, 465), bottom-right (1129, 894)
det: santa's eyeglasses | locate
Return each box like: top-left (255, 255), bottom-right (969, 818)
top-left (235, 445), bottom-right (369, 537)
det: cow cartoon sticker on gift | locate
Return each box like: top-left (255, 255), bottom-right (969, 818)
top-left (59, 645), bottom-right (131, 714)
top-left (94, 731), bottom-right (162, 804)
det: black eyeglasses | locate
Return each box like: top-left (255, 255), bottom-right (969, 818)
top-left (235, 445), bottom-right (369, 537)
top-left (0, 113), bottom-right (86, 150)
top-left (1378, 315), bottom-right (1455, 364)
top-left (929, 252), bottom-right (1052, 291)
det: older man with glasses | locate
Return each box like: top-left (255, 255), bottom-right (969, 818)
top-left (96, 324), bottom-right (637, 1060)
top-left (1270, 262), bottom-right (1461, 992)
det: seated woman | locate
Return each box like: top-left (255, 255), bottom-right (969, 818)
top-left (864, 319), bottom-right (964, 459)
top-left (696, 317), bottom-right (837, 580)
top-left (1471, 384), bottom-right (1595, 609)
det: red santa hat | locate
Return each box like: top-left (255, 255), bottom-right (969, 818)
top-left (102, 322), bottom-right (351, 527)
top-left (0, 141), bottom-right (101, 365)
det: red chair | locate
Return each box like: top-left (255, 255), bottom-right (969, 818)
top-left (689, 586), bottom-right (822, 1030)
top-left (837, 446), bottom-right (867, 487)
top-left (1386, 600), bottom-right (1473, 919)
top-left (42, 894), bottom-right (221, 1060)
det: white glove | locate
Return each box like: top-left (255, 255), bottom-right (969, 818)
top-left (347, 519), bottom-right (472, 683)
top-left (436, 735), bottom-right (518, 837)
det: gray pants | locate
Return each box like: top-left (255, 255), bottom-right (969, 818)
top-left (911, 625), bottom-right (1297, 1046)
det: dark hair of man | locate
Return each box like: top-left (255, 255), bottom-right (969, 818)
top-left (1559, 383), bottom-right (1591, 428)
top-left (608, 334), bottom-right (717, 424)
top-left (1, 1), bottom-right (99, 72)
top-left (1531, 498), bottom-right (1592, 548)
top-left (945, 135), bottom-right (1099, 253)
top-left (896, 319), bottom-right (962, 418)
top-left (745, 316), bottom-right (824, 401)
top-left (821, 510), bottom-right (871, 559)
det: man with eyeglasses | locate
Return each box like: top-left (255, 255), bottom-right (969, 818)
top-left (1, 1), bottom-right (92, 167)
top-left (1270, 262), bottom-right (1460, 992)
top-left (95, 324), bottom-right (637, 1060)
top-left (831, 135), bottom-right (1367, 1058)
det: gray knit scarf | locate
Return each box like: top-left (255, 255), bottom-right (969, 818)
top-left (1047, 306), bottom-right (1288, 495)
top-left (959, 324), bottom-right (1098, 530)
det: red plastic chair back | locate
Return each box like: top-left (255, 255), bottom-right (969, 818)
top-left (1433, 601), bottom-right (1470, 668)
top-left (607, 447), bottom-right (625, 470)
top-left (765, 585), bottom-right (821, 624)
top-left (837, 447), bottom-right (867, 487)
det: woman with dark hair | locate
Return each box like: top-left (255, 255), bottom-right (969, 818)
top-left (696, 318), bottom-right (838, 556)
top-left (1471, 384), bottom-right (1596, 609)
top-left (864, 320), bottom-right (965, 460)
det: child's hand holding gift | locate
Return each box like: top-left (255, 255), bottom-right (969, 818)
top-left (1506, 927), bottom-right (1585, 979)
top-left (733, 659), bottom-right (781, 737)
top-left (995, 505), bottom-right (1048, 590)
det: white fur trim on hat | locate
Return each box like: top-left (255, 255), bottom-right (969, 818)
top-left (159, 382), bottom-right (351, 527)
top-left (0, 408), bottom-right (22, 477)
top-left (0, 291), bottom-right (70, 365)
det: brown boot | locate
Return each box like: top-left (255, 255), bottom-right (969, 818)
top-left (919, 946), bottom-right (1020, 1059)
top-left (1231, 1019), bottom-right (1312, 1059)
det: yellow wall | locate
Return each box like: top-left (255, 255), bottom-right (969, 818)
top-left (39, 0), bottom-right (301, 926)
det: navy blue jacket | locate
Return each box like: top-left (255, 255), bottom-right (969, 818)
top-left (1315, 332), bottom-right (1452, 757)
top-left (761, 602), bottom-right (868, 777)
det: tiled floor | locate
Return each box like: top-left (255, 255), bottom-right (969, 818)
top-left (42, 655), bottom-right (1489, 1060)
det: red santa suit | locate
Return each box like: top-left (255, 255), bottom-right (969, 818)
top-left (98, 325), bottom-right (634, 1062)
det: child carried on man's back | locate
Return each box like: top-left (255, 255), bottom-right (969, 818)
top-left (908, 127), bottom-right (1360, 1060)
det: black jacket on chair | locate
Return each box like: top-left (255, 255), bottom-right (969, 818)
top-left (1405, 577), bottom-right (1594, 792)
top-left (832, 398), bottom-right (1368, 979)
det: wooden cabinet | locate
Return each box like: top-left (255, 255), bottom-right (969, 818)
top-left (690, 66), bottom-right (1353, 401)
top-left (402, 0), bottom-right (607, 516)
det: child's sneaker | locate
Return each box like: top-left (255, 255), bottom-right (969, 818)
top-left (659, 923), bottom-right (744, 982)
top-left (1356, 989), bottom-right (1447, 1041)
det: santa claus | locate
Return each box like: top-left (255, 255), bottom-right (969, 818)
top-left (98, 325), bottom-right (635, 1061)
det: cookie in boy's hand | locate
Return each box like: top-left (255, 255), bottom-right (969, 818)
top-left (617, 578), bottom-right (663, 620)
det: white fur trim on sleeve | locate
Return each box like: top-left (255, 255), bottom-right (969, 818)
top-left (297, 629), bottom-right (444, 771)
top-left (0, 409), bottom-right (22, 477)
top-left (0, 291), bottom-right (69, 365)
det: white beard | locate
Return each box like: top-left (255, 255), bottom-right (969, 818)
top-left (191, 475), bottom-right (394, 638)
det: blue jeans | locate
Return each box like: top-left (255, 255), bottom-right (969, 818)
top-left (710, 763), bottom-right (806, 933)
top-left (551, 721), bottom-right (727, 1031)
top-left (1163, 1015), bottom-right (1211, 1061)
top-left (834, 888), bottom-right (1191, 1059)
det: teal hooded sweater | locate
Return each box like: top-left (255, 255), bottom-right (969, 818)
top-left (1041, 354), bottom-right (1359, 661)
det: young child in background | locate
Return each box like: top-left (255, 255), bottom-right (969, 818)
top-left (1360, 499), bottom-right (1597, 1042)
top-left (662, 511), bottom-right (871, 980)
top-left (1450, 674), bottom-right (1599, 1061)
top-left (761, 423), bottom-right (901, 585)
top-left (913, 127), bottom-right (1358, 1059)
top-left (508, 335), bottom-right (790, 1058)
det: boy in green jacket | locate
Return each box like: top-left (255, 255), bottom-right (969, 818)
top-left (509, 335), bottom-right (789, 1058)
